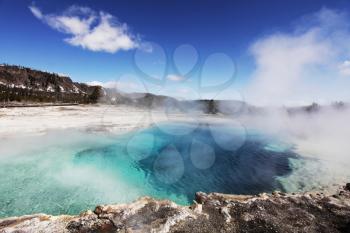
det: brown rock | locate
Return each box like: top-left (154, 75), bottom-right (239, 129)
top-left (1, 183), bottom-right (350, 233)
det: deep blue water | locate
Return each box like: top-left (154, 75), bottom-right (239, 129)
top-left (0, 122), bottom-right (301, 217)
top-left (75, 122), bottom-right (298, 204)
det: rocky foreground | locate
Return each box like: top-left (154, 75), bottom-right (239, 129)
top-left (1, 184), bottom-right (350, 233)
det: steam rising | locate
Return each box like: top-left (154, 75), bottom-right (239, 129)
top-left (0, 131), bottom-right (145, 217)
top-left (235, 7), bottom-right (350, 191)
top-left (233, 106), bottom-right (350, 191)
top-left (245, 8), bottom-right (350, 106)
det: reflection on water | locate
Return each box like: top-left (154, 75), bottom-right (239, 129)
top-left (0, 123), bottom-right (300, 217)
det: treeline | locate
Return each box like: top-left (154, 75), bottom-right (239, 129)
top-left (0, 64), bottom-right (70, 80)
top-left (0, 85), bottom-right (101, 104)
top-left (0, 64), bottom-right (102, 104)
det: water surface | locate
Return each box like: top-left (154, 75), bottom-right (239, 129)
top-left (0, 122), bottom-right (305, 217)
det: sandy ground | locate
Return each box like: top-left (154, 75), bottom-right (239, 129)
top-left (0, 104), bottom-right (217, 138)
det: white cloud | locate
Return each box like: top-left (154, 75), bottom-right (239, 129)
top-left (86, 81), bottom-right (104, 86)
top-left (86, 80), bottom-right (126, 89)
top-left (166, 74), bottom-right (185, 82)
top-left (29, 5), bottom-right (139, 53)
top-left (245, 8), bottom-right (350, 106)
top-left (338, 60), bottom-right (350, 76)
top-left (86, 80), bottom-right (144, 92)
top-left (29, 5), bottom-right (43, 19)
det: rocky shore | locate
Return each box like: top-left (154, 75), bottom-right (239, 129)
top-left (1, 184), bottom-right (350, 233)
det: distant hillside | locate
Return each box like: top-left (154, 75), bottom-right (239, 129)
top-left (2, 64), bottom-right (342, 115)
top-left (102, 87), bottom-right (255, 115)
top-left (0, 64), bottom-right (101, 104)
top-left (101, 88), bottom-right (180, 108)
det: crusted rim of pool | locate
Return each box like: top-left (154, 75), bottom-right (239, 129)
top-left (1, 183), bottom-right (350, 233)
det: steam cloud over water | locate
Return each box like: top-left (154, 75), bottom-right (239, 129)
top-left (0, 121), bottom-right (306, 217)
top-left (233, 106), bottom-right (350, 191)
top-left (244, 8), bottom-right (350, 106)
top-left (232, 7), bottom-right (350, 191)
top-left (1, 109), bottom-right (349, 218)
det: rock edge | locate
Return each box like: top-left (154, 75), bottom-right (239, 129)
top-left (1, 184), bottom-right (350, 233)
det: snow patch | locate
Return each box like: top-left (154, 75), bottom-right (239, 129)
top-left (47, 86), bottom-right (55, 92)
top-left (72, 85), bottom-right (80, 93)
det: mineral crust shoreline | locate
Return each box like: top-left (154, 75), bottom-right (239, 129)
top-left (1, 184), bottom-right (350, 233)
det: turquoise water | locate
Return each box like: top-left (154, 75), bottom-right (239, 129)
top-left (0, 122), bottom-right (301, 217)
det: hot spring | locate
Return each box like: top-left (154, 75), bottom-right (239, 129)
top-left (0, 121), bottom-right (344, 217)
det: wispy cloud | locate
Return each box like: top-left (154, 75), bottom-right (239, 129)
top-left (86, 74), bottom-right (147, 95)
top-left (245, 8), bottom-right (350, 106)
top-left (86, 80), bottom-right (139, 89)
top-left (166, 74), bottom-right (185, 82)
top-left (29, 4), bottom-right (139, 53)
top-left (338, 60), bottom-right (350, 76)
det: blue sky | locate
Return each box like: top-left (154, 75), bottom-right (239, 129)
top-left (1, 0), bottom-right (350, 104)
